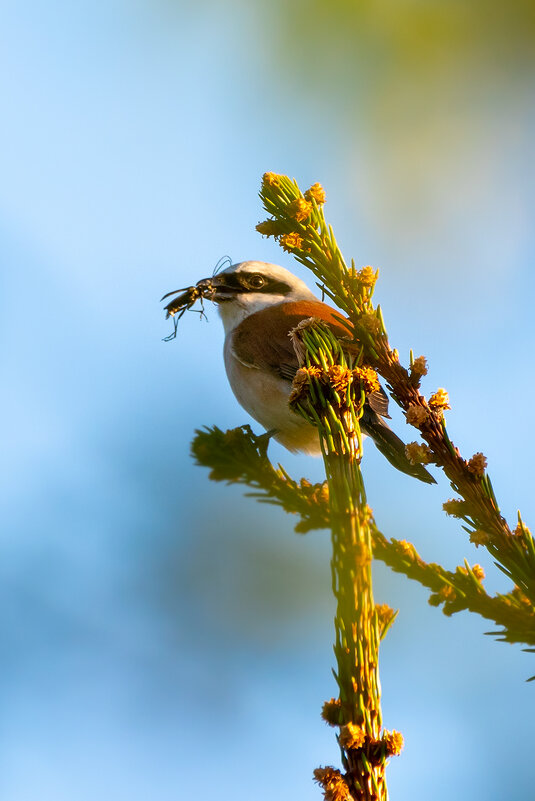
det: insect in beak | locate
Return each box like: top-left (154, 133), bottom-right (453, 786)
top-left (160, 278), bottom-right (218, 341)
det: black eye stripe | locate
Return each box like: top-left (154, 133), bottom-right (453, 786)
top-left (219, 273), bottom-right (244, 289)
top-left (220, 273), bottom-right (292, 295)
top-left (259, 279), bottom-right (292, 295)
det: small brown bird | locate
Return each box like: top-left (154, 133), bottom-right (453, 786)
top-left (167, 260), bottom-right (434, 483)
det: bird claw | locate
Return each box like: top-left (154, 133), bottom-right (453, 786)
top-left (256, 428), bottom-right (278, 457)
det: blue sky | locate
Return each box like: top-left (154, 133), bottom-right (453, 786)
top-left (1, 2), bottom-right (534, 799)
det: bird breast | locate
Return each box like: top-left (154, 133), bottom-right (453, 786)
top-left (223, 335), bottom-right (321, 454)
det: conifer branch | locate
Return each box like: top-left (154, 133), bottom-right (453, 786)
top-left (192, 425), bottom-right (535, 648)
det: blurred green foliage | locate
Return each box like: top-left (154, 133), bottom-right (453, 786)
top-left (162, 0), bottom-right (534, 240)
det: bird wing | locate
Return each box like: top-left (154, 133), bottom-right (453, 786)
top-left (367, 387), bottom-right (391, 418)
top-left (229, 301), bottom-right (388, 412)
top-left (229, 300), bottom-right (353, 380)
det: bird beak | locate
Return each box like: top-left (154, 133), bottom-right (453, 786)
top-left (196, 274), bottom-right (239, 303)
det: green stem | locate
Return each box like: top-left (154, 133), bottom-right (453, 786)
top-left (322, 419), bottom-right (385, 800)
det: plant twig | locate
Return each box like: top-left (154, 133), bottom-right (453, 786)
top-left (288, 319), bottom-right (398, 801)
top-left (192, 424), bottom-right (535, 648)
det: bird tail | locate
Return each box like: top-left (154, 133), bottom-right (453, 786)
top-left (361, 412), bottom-right (436, 484)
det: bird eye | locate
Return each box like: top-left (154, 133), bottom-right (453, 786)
top-left (247, 274), bottom-right (266, 289)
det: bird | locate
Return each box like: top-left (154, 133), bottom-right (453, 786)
top-left (169, 260), bottom-right (434, 483)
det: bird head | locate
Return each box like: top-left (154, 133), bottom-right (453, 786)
top-left (199, 261), bottom-right (318, 332)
